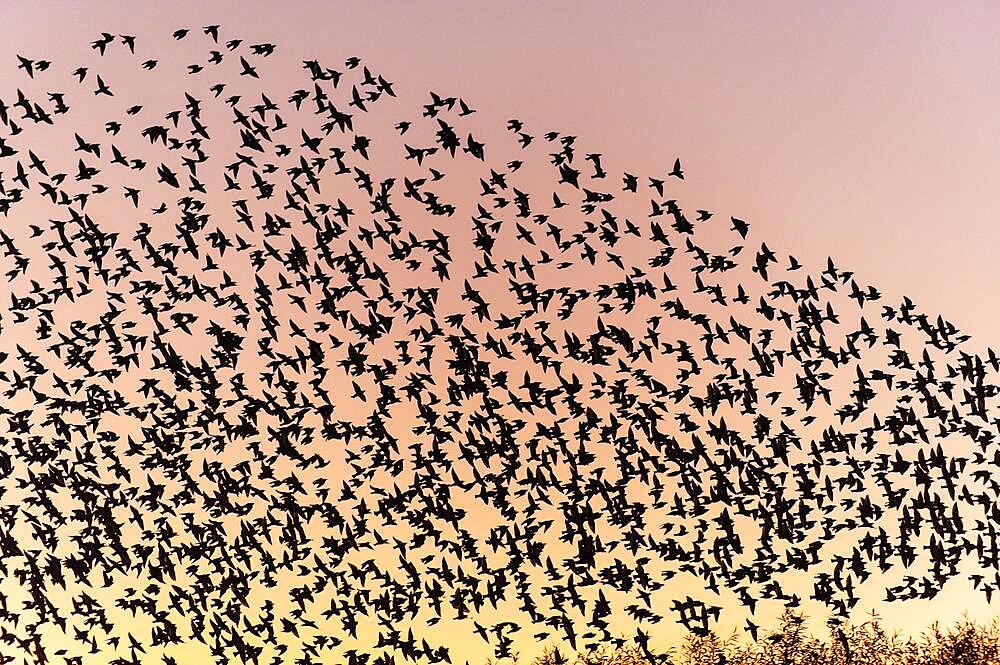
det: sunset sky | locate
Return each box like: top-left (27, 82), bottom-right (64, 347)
top-left (0, 2), bottom-right (999, 663)
top-left (5, 1), bottom-right (995, 337)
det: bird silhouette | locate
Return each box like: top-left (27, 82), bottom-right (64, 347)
top-left (0, 22), bottom-right (989, 665)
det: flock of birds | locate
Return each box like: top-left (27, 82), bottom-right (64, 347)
top-left (0, 24), bottom-right (996, 665)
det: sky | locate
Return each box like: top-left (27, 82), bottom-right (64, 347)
top-left (5, 0), bottom-right (997, 340)
top-left (0, 2), bottom-right (999, 663)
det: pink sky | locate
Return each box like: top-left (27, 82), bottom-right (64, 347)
top-left (11, 2), bottom-right (1000, 344)
top-left (1, 1), bottom-right (999, 659)
top-left (6, 1), bottom-right (996, 340)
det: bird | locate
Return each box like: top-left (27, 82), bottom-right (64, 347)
top-left (0, 23), bottom-right (989, 665)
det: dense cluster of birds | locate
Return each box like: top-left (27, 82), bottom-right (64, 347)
top-left (0, 24), bottom-right (996, 665)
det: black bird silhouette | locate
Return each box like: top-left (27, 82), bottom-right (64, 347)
top-left (0, 23), bottom-right (990, 665)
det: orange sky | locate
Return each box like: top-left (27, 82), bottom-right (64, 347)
top-left (0, 3), bottom-right (999, 664)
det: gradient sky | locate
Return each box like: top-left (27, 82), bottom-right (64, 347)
top-left (4, 0), bottom-right (995, 336)
top-left (0, 2), bottom-right (999, 662)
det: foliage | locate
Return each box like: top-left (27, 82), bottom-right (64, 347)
top-left (526, 611), bottom-right (1000, 665)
